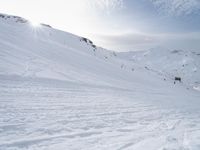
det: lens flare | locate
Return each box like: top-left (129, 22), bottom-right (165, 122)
top-left (30, 20), bottom-right (41, 27)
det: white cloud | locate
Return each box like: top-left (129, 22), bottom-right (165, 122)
top-left (91, 32), bottom-right (160, 51)
top-left (91, 31), bottom-right (200, 51)
top-left (87, 0), bottom-right (124, 14)
top-left (150, 0), bottom-right (200, 16)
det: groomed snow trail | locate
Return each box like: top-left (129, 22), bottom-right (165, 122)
top-left (1, 75), bottom-right (200, 150)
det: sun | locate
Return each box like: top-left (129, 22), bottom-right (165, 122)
top-left (30, 20), bottom-right (41, 27)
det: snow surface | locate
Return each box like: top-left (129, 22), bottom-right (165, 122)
top-left (118, 48), bottom-right (200, 89)
top-left (0, 14), bottom-right (200, 150)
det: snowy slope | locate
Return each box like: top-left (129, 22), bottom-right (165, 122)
top-left (0, 13), bottom-right (154, 88)
top-left (118, 48), bottom-right (200, 90)
top-left (0, 14), bottom-right (200, 150)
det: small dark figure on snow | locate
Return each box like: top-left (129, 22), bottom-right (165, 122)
top-left (175, 77), bottom-right (181, 82)
top-left (174, 77), bottom-right (181, 84)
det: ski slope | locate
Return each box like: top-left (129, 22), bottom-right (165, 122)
top-left (118, 48), bottom-right (200, 89)
top-left (0, 14), bottom-right (200, 150)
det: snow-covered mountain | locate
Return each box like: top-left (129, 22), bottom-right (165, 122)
top-left (118, 48), bottom-right (200, 89)
top-left (0, 13), bottom-right (176, 90)
top-left (0, 13), bottom-right (149, 88)
top-left (0, 14), bottom-right (200, 150)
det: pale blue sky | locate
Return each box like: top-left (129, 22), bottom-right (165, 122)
top-left (0, 0), bottom-right (200, 51)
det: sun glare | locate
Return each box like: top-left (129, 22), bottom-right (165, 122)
top-left (30, 20), bottom-right (41, 27)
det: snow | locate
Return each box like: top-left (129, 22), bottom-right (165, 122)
top-left (0, 14), bottom-right (200, 150)
top-left (118, 48), bottom-right (200, 89)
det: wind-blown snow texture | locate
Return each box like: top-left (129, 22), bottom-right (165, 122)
top-left (0, 14), bottom-right (200, 150)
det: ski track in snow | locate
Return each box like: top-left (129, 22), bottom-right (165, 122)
top-left (1, 76), bottom-right (200, 150)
